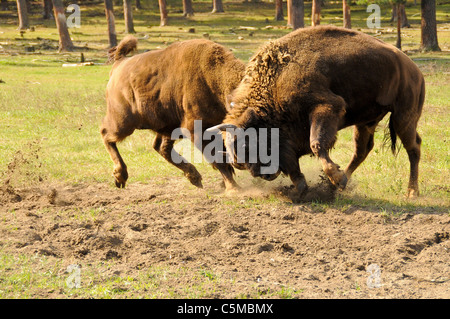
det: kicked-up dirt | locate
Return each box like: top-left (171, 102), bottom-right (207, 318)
top-left (0, 175), bottom-right (449, 298)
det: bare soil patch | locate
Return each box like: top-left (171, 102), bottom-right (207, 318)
top-left (0, 176), bottom-right (449, 298)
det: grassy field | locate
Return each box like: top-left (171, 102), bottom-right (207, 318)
top-left (0, 1), bottom-right (449, 299)
top-left (1, 1), bottom-right (449, 206)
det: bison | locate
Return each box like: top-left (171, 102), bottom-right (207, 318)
top-left (209, 26), bottom-right (425, 198)
top-left (101, 36), bottom-right (245, 190)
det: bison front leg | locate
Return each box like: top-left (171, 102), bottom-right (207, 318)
top-left (309, 102), bottom-right (347, 190)
top-left (280, 160), bottom-right (308, 202)
top-left (289, 164), bottom-right (308, 197)
top-left (153, 134), bottom-right (203, 188)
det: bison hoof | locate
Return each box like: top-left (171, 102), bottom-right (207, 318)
top-left (115, 179), bottom-right (126, 188)
top-left (337, 173), bottom-right (348, 190)
top-left (193, 180), bottom-right (203, 188)
top-left (186, 171), bottom-right (203, 188)
top-left (327, 170), bottom-right (347, 191)
top-left (225, 187), bottom-right (239, 196)
top-left (296, 179), bottom-right (308, 197)
top-left (113, 168), bottom-right (128, 189)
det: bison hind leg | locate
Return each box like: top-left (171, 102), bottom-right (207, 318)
top-left (200, 142), bottom-right (239, 192)
top-left (100, 122), bottom-right (134, 188)
top-left (213, 162), bottom-right (239, 193)
top-left (390, 116), bottom-right (422, 198)
top-left (153, 134), bottom-right (203, 188)
top-left (344, 123), bottom-right (377, 181)
top-left (100, 112), bottom-right (135, 188)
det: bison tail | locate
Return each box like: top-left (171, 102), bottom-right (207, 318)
top-left (107, 35), bottom-right (138, 63)
top-left (388, 114), bottom-right (398, 155)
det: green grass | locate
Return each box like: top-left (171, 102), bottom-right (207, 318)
top-left (0, 252), bottom-right (306, 298)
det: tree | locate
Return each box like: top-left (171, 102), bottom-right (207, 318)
top-left (212, 0), bottom-right (224, 13)
top-left (104, 0), bottom-right (117, 47)
top-left (358, 0), bottom-right (406, 48)
top-left (1, 0), bottom-right (10, 10)
top-left (123, 0), bottom-right (135, 33)
top-left (43, 0), bottom-right (53, 19)
top-left (275, 0), bottom-right (284, 21)
top-left (183, 0), bottom-right (194, 17)
top-left (16, 0), bottom-right (29, 30)
top-left (421, 0), bottom-right (440, 51)
top-left (312, 0), bottom-right (321, 26)
top-left (390, 3), bottom-right (410, 28)
top-left (395, 1), bottom-right (402, 49)
top-left (287, 0), bottom-right (304, 30)
top-left (158, 0), bottom-right (168, 26)
top-left (52, 0), bottom-right (74, 52)
top-left (389, 0), bottom-right (411, 49)
top-left (343, 0), bottom-right (351, 29)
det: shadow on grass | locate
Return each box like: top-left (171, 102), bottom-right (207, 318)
top-left (273, 177), bottom-right (448, 215)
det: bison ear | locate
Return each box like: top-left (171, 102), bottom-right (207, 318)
top-left (241, 107), bottom-right (258, 126)
top-left (206, 123), bottom-right (238, 133)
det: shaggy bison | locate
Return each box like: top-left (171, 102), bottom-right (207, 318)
top-left (209, 26), bottom-right (425, 198)
top-left (101, 36), bottom-right (245, 190)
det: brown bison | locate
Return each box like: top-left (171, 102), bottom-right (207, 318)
top-left (101, 36), bottom-right (245, 190)
top-left (209, 26), bottom-right (425, 198)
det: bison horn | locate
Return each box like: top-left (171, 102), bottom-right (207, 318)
top-left (206, 123), bottom-right (238, 132)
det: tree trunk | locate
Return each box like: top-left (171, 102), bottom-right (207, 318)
top-left (1, 0), bottom-right (9, 10)
top-left (104, 0), bottom-right (117, 48)
top-left (52, 0), bottom-right (74, 52)
top-left (212, 0), bottom-right (224, 13)
top-left (396, 3), bottom-right (401, 50)
top-left (158, 0), bottom-right (168, 26)
top-left (390, 4), bottom-right (396, 22)
top-left (183, 0), bottom-right (194, 17)
top-left (287, 0), bottom-right (303, 30)
top-left (123, 0), bottom-right (135, 33)
top-left (43, 0), bottom-right (53, 19)
top-left (135, 0), bottom-right (141, 10)
top-left (390, 4), bottom-right (409, 27)
top-left (16, 0), bottom-right (29, 30)
top-left (421, 0), bottom-right (440, 51)
top-left (275, 0), bottom-right (284, 21)
top-left (343, 0), bottom-right (351, 29)
top-left (311, 0), bottom-right (320, 26)
top-left (400, 4), bottom-right (410, 28)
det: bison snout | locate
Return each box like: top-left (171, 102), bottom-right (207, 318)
top-left (259, 173), bottom-right (279, 181)
top-left (251, 168), bottom-right (281, 181)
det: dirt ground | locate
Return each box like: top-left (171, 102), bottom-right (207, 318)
top-left (0, 175), bottom-right (449, 299)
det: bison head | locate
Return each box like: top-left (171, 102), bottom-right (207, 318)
top-left (207, 120), bottom-right (281, 182)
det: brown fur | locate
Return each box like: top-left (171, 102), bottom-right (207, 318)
top-left (223, 26), bottom-right (425, 198)
top-left (101, 36), bottom-right (245, 190)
